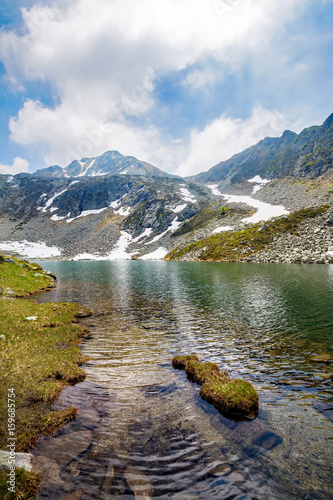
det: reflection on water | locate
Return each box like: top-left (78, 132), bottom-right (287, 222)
top-left (33, 262), bottom-right (333, 499)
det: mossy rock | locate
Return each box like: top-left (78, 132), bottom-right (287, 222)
top-left (200, 378), bottom-right (258, 418)
top-left (172, 355), bottom-right (258, 420)
top-left (185, 359), bottom-right (221, 385)
top-left (172, 354), bottom-right (199, 370)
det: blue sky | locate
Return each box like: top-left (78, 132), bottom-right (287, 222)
top-left (0, 0), bottom-right (332, 176)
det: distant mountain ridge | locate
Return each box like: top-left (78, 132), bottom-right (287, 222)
top-left (191, 113), bottom-right (333, 184)
top-left (34, 150), bottom-right (175, 179)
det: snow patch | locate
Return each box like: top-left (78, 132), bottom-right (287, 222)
top-left (212, 226), bottom-right (234, 234)
top-left (38, 187), bottom-right (69, 213)
top-left (106, 231), bottom-right (133, 260)
top-left (248, 175), bottom-right (271, 194)
top-left (206, 185), bottom-right (289, 223)
top-left (114, 206), bottom-right (131, 216)
top-left (73, 252), bottom-right (100, 261)
top-left (51, 212), bottom-right (70, 221)
top-left (206, 184), bottom-right (222, 196)
top-left (132, 228), bottom-right (153, 243)
top-left (139, 247), bottom-right (168, 260)
top-left (145, 218), bottom-right (182, 245)
top-left (179, 186), bottom-right (196, 203)
top-left (75, 159), bottom-right (96, 177)
top-left (0, 240), bottom-right (61, 258)
top-left (110, 199), bottom-right (121, 209)
top-left (171, 203), bottom-right (187, 213)
top-left (67, 207), bottom-right (108, 223)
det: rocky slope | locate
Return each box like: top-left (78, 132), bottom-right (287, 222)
top-left (191, 113), bottom-right (333, 185)
top-left (165, 204), bottom-right (333, 264)
top-left (0, 173), bottom-right (210, 259)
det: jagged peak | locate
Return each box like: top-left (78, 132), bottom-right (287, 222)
top-left (322, 112), bottom-right (333, 131)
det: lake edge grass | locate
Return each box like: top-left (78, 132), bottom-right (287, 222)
top-left (0, 255), bottom-right (91, 499)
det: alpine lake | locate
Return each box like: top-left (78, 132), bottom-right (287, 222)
top-left (32, 261), bottom-right (333, 499)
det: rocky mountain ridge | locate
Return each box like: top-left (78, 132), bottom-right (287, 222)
top-left (191, 113), bottom-right (333, 185)
top-left (34, 150), bottom-right (175, 179)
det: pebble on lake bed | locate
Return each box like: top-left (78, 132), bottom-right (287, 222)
top-left (309, 354), bottom-right (330, 363)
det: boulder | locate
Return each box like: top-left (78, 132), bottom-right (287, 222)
top-left (0, 451), bottom-right (33, 471)
top-left (33, 431), bottom-right (92, 468)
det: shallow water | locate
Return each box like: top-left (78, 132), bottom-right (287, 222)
top-left (33, 261), bottom-right (333, 499)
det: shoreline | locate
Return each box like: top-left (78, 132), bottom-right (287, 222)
top-left (0, 256), bottom-right (91, 499)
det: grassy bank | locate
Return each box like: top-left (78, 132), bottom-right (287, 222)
top-left (0, 256), bottom-right (91, 498)
top-left (165, 205), bottom-right (329, 261)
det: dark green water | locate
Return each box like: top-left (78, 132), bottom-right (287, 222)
top-left (33, 261), bottom-right (333, 499)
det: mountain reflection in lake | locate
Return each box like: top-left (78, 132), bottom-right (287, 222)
top-left (33, 261), bottom-right (333, 499)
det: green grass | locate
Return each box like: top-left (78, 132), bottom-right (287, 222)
top-left (200, 379), bottom-right (258, 416)
top-left (0, 255), bottom-right (91, 455)
top-left (166, 205), bottom-right (329, 261)
top-left (0, 256), bottom-right (54, 297)
top-left (0, 468), bottom-right (41, 500)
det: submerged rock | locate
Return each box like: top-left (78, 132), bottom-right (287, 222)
top-left (33, 430), bottom-right (92, 468)
top-left (309, 354), bottom-right (331, 363)
top-left (124, 466), bottom-right (154, 500)
top-left (172, 355), bottom-right (258, 420)
top-left (32, 455), bottom-right (63, 486)
top-left (101, 463), bottom-right (115, 494)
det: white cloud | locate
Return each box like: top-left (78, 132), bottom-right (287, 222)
top-left (182, 68), bottom-right (220, 90)
top-left (0, 157), bottom-right (30, 175)
top-left (176, 106), bottom-right (291, 176)
top-left (0, 0), bottom-right (306, 170)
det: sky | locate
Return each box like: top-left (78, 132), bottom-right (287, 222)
top-left (0, 0), bottom-right (332, 177)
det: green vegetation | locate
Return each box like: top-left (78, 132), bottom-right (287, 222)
top-left (0, 271), bottom-right (91, 450)
top-left (172, 204), bottom-right (249, 238)
top-left (0, 255), bottom-right (92, 498)
top-left (0, 257), bottom-right (55, 297)
top-left (172, 355), bottom-right (258, 419)
top-left (166, 205), bottom-right (329, 261)
top-left (0, 467), bottom-right (41, 500)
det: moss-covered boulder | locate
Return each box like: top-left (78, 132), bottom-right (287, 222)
top-left (172, 355), bottom-right (258, 420)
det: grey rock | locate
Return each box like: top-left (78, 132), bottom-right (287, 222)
top-left (33, 430), bottom-right (92, 468)
top-left (32, 455), bottom-right (64, 486)
top-left (0, 451), bottom-right (33, 471)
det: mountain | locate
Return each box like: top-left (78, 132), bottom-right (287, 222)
top-left (0, 173), bottom-right (209, 259)
top-left (34, 150), bottom-right (175, 179)
top-left (0, 114), bottom-right (332, 262)
top-left (192, 113), bottom-right (333, 184)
